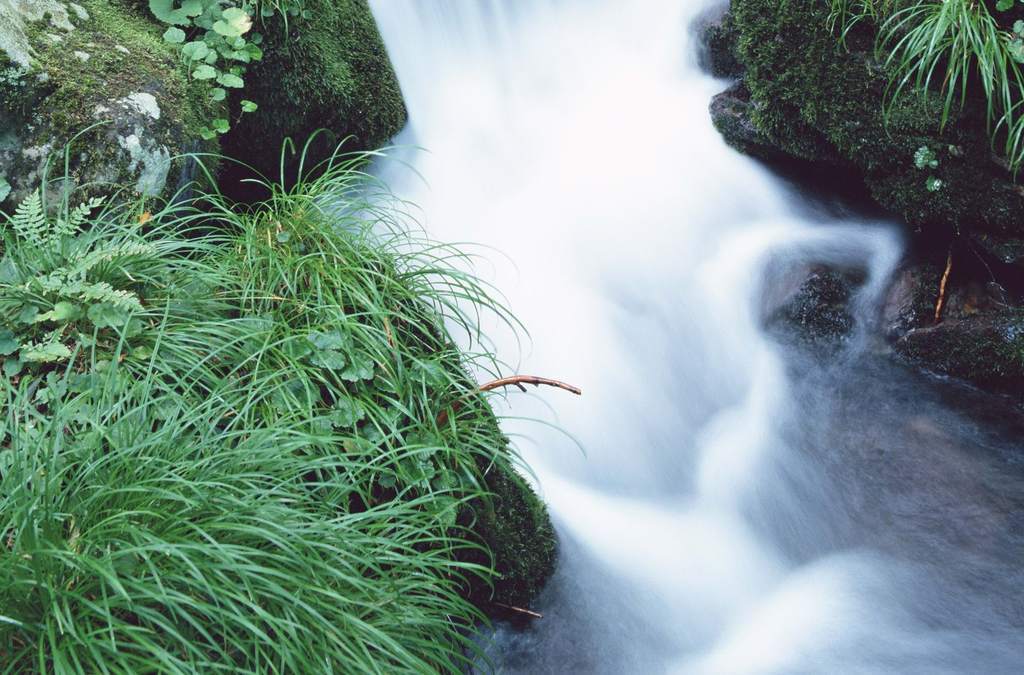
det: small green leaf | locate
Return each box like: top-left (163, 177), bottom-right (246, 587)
top-left (35, 301), bottom-right (81, 323)
top-left (21, 341), bottom-right (72, 363)
top-left (17, 305), bottom-right (38, 324)
top-left (210, 87), bottom-right (227, 102)
top-left (310, 350), bottom-right (347, 370)
top-left (199, 127), bottom-right (217, 140)
top-left (926, 177), bottom-right (944, 192)
top-left (192, 65), bottom-right (218, 80)
top-left (213, 7), bottom-right (253, 38)
top-left (3, 357), bottom-right (23, 378)
top-left (330, 397), bottom-right (366, 428)
top-left (217, 73), bottom-right (244, 88)
top-left (341, 354), bottom-right (374, 382)
top-left (212, 118), bottom-right (230, 134)
top-left (275, 230), bottom-right (291, 243)
top-left (998, 0), bottom-right (1014, 11)
top-left (240, 99), bottom-right (258, 113)
top-left (307, 331), bottom-right (348, 351)
top-left (181, 40), bottom-right (209, 61)
top-left (87, 302), bottom-right (130, 329)
top-left (163, 26), bottom-right (186, 43)
top-left (0, 177), bottom-right (10, 202)
top-left (0, 330), bottom-right (18, 356)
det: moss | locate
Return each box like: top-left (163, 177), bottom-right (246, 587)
top-left (460, 456), bottom-right (558, 611)
top-left (221, 0), bottom-right (406, 195)
top-left (896, 310), bottom-right (1024, 395)
top-left (727, 0), bottom-right (1024, 240)
top-left (0, 0), bottom-right (219, 205)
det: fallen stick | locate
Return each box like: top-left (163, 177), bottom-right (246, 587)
top-left (478, 375), bottom-right (582, 396)
top-left (492, 602), bottom-right (543, 619)
top-left (436, 375), bottom-right (581, 426)
top-left (934, 246), bottom-right (954, 324)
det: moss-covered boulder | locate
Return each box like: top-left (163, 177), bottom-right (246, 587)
top-left (714, 0), bottom-right (1024, 257)
top-left (708, 0), bottom-right (1024, 400)
top-left (221, 0), bottom-right (406, 194)
top-left (0, 0), bottom-right (218, 204)
top-left (471, 460), bottom-right (557, 610)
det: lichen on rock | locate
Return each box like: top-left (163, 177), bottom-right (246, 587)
top-left (0, 0), bottom-right (218, 205)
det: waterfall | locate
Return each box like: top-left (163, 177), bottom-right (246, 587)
top-left (368, 1), bottom-right (1024, 672)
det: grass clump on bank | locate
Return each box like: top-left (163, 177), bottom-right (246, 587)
top-left (0, 147), bottom-right (553, 672)
top-left (828, 0), bottom-right (1024, 171)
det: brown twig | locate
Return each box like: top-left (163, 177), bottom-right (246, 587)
top-left (934, 246), bottom-right (954, 324)
top-left (492, 602), bottom-right (543, 619)
top-left (436, 375), bottom-right (582, 426)
top-left (478, 376), bottom-right (582, 396)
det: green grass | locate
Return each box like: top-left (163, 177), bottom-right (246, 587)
top-left (0, 146), bottom-right (535, 673)
top-left (827, 0), bottom-right (1024, 171)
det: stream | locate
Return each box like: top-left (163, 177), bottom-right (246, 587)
top-left (368, 1), bottom-right (1024, 672)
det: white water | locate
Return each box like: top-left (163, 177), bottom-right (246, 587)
top-left (368, 1), bottom-right (1024, 673)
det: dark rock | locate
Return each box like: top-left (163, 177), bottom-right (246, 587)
top-left (895, 311), bottom-right (1024, 395)
top-left (767, 267), bottom-right (856, 348)
top-left (711, 84), bottom-right (793, 164)
top-left (221, 0), bottom-right (407, 199)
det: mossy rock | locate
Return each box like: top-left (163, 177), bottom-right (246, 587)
top-left (896, 309), bottom-right (1024, 397)
top-left (723, 0), bottom-right (1024, 243)
top-left (220, 0), bottom-right (406, 196)
top-left (461, 456), bottom-right (558, 612)
top-left (0, 0), bottom-right (219, 205)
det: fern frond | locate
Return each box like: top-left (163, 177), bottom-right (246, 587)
top-left (55, 195), bottom-right (105, 240)
top-left (8, 191), bottom-right (47, 247)
top-left (75, 282), bottom-right (143, 312)
top-left (69, 241), bottom-right (158, 276)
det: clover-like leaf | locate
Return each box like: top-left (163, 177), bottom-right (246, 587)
top-left (149, 0), bottom-right (203, 26)
top-left (330, 396), bottom-right (366, 428)
top-left (310, 350), bottom-right (347, 370)
top-left (0, 330), bottom-right (18, 356)
top-left (181, 40), bottom-right (209, 61)
top-left (217, 73), bottom-right (244, 88)
top-left (341, 353), bottom-right (375, 382)
top-left (87, 302), bottom-right (130, 329)
top-left (163, 26), bottom-right (186, 43)
top-left (192, 64), bottom-right (218, 80)
top-left (213, 7), bottom-right (253, 38)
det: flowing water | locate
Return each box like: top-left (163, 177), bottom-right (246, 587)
top-left (367, 1), bottom-right (1024, 672)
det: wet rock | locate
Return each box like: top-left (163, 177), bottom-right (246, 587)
top-left (767, 267), bottom-right (856, 348)
top-left (895, 311), bottom-right (1024, 395)
top-left (710, 84), bottom-right (788, 163)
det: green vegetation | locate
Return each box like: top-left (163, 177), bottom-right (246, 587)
top-left (720, 0), bottom-right (1024, 239)
top-left (828, 0), bottom-right (1024, 170)
top-left (221, 0), bottom-right (407, 193)
top-left (0, 146), bottom-right (556, 672)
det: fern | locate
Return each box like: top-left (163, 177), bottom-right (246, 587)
top-left (1, 190), bottom-right (148, 371)
top-left (8, 191), bottom-right (47, 247)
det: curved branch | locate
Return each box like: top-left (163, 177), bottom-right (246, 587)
top-left (478, 375), bottom-right (582, 396)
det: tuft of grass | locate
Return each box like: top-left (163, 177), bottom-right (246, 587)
top-left (827, 0), bottom-right (1024, 171)
top-left (0, 144), bottom-right (537, 673)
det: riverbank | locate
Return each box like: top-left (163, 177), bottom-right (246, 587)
top-left (702, 0), bottom-right (1024, 402)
